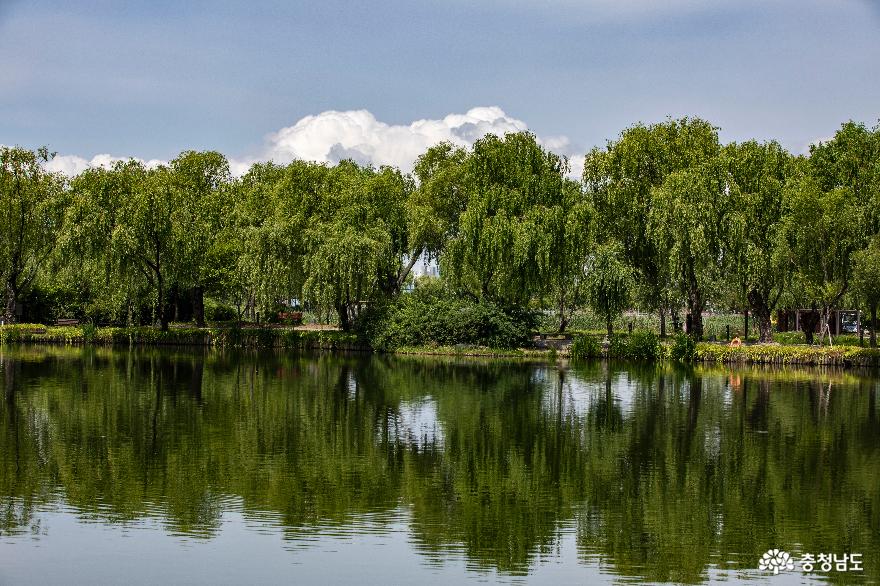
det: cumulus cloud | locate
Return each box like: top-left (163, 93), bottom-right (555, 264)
top-left (42, 106), bottom-right (584, 179)
top-left (244, 106), bottom-right (582, 178)
top-left (43, 153), bottom-right (165, 176)
top-left (253, 106), bottom-right (530, 172)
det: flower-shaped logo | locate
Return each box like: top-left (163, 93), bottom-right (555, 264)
top-left (758, 549), bottom-right (795, 574)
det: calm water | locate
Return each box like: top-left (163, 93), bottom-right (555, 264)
top-left (0, 347), bottom-right (878, 585)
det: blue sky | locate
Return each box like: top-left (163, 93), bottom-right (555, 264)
top-left (1, 0), bottom-right (879, 174)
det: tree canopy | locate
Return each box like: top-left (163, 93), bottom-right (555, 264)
top-left (4, 117), bottom-right (880, 345)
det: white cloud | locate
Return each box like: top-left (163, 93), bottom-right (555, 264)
top-left (253, 106), bottom-right (530, 172)
top-left (244, 106), bottom-right (582, 178)
top-left (42, 106), bottom-right (583, 179)
top-left (44, 153), bottom-right (165, 176)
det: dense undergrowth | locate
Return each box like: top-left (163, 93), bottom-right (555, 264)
top-left (356, 280), bottom-right (536, 350)
top-left (0, 323), bottom-right (360, 350)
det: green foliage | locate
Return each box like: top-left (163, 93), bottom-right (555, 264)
top-left (584, 117), bottom-right (720, 320)
top-left (695, 341), bottom-right (880, 367)
top-left (670, 333), bottom-right (696, 362)
top-left (783, 175), bottom-right (865, 310)
top-left (442, 132), bottom-right (591, 306)
top-left (722, 140), bottom-right (795, 341)
top-left (852, 240), bottom-right (880, 309)
top-left (0, 324), bottom-right (359, 349)
top-left (5, 117), bottom-right (880, 356)
top-left (569, 334), bottom-right (602, 360)
top-left (81, 323), bottom-right (98, 343)
top-left (772, 331), bottom-right (862, 346)
top-left (204, 299), bottom-right (237, 322)
top-left (586, 242), bottom-right (633, 335)
top-left (623, 329), bottom-right (662, 361)
top-left (0, 147), bottom-right (65, 323)
top-left (852, 237), bottom-right (880, 346)
top-left (358, 280), bottom-right (535, 350)
top-left (607, 333), bottom-right (627, 358)
top-left (649, 157), bottom-right (729, 340)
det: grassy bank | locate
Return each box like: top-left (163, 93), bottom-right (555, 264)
top-left (0, 324), bottom-right (362, 350)
top-left (694, 342), bottom-right (880, 368)
top-left (3, 324), bottom-right (880, 369)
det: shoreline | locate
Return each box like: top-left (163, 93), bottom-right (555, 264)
top-left (1, 324), bottom-right (879, 369)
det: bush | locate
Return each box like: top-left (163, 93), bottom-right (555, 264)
top-left (81, 323), bottom-right (98, 343)
top-left (670, 333), bottom-right (696, 362)
top-left (625, 329), bottom-right (661, 361)
top-left (570, 335), bottom-right (602, 360)
top-left (357, 281), bottom-right (536, 350)
top-left (607, 333), bottom-right (627, 358)
top-left (773, 331), bottom-right (863, 346)
top-left (205, 299), bottom-right (237, 322)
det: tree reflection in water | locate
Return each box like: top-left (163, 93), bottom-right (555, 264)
top-left (0, 346), bottom-right (878, 582)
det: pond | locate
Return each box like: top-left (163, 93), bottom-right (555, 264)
top-left (0, 347), bottom-right (877, 584)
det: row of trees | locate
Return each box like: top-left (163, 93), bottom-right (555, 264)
top-left (1, 117), bottom-right (879, 343)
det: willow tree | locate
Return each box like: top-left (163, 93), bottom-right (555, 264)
top-left (168, 151), bottom-right (232, 326)
top-left (442, 132), bottom-right (590, 312)
top-left (0, 147), bottom-right (64, 323)
top-left (724, 141), bottom-right (795, 342)
top-left (809, 121), bottom-right (879, 232)
top-left (298, 161), bottom-right (411, 330)
top-left (113, 164), bottom-right (178, 330)
top-left (586, 242), bottom-right (634, 337)
top-left (406, 142), bottom-right (469, 283)
top-left (231, 161), bottom-right (310, 319)
top-left (782, 176), bottom-right (864, 340)
top-left (63, 162), bottom-right (151, 323)
top-left (649, 159), bottom-right (730, 340)
top-left (852, 238), bottom-right (880, 347)
top-left (583, 117), bottom-right (720, 336)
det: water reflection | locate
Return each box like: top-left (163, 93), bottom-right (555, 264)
top-left (1, 346), bottom-right (878, 584)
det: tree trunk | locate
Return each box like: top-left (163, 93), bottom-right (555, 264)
top-left (3, 281), bottom-right (18, 324)
top-left (757, 313), bottom-right (772, 343)
top-left (558, 293), bottom-right (568, 333)
top-left (193, 286), bottom-right (205, 327)
top-left (871, 304), bottom-right (878, 348)
top-left (172, 285), bottom-right (180, 322)
top-left (802, 309), bottom-right (819, 345)
top-left (820, 306), bottom-right (833, 345)
top-left (743, 309), bottom-right (749, 343)
top-left (671, 308), bottom-right (681, 333)
top-left (694, 314), bottom-right (703, 340)
top-left (687, 306), bottom-right (704, 340)
top-left (606, 314), bottom-right (613, 338)
top-left (336, 302), bottom-right (351, 332)
top-left (157, 273), bottom-right (168, 332)
top-left (559, 315), bottom-right (568, 334)
top-left (659, 308), bottom-right (667, 338)
top-left (747, 289), bottom-right (774, 343)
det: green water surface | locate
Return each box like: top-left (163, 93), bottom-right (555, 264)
top-left (0, 346), bottom-right (877, 584)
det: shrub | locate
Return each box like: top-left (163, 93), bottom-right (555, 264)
top-left (357, 282), bottom-right (535, 350)
top-left (81, 323), bottom-right (98, 343)
top-left (570, 335), bottom-right (602, 360)
top-left (607, 333), bottom-right (627, 358)
top-left (205, 299), bottom-right (237, 322)
top-left (625, 329), bottom-right (661, 361)
top-left (670, 333), bottom-right (696, 362)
